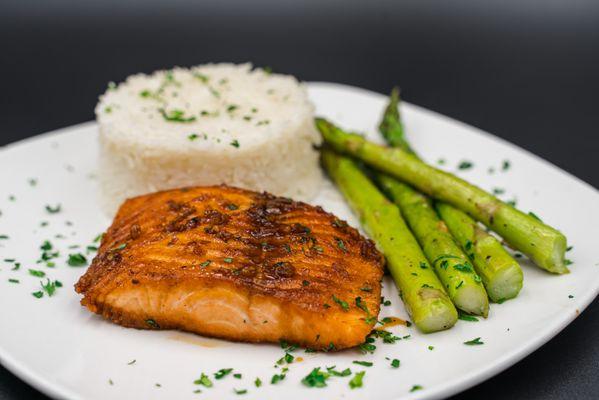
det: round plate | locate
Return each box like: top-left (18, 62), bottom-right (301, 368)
top-left (0, 82), bottom-right (597, 400)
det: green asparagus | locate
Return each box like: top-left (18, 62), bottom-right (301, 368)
top-left (321, 149), bottom-right (457, 332)
top-left (376, 88), bottom-right (489, 316)
top-left (378, 87), bottom-right (521, 303)
top-left (316, 118), bottom-right (568, 274)
top-left (378, 177), bottom-right (489, 315)
top-left (436, 203), bottom-right (523, 302)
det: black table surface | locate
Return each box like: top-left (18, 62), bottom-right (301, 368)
top-left (1, 1), bottom-right (598, 399)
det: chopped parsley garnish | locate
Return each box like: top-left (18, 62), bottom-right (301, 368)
top-left (45, 204), bottom-right (62, 214)
top-left (335, 238), bottom-right (347, 253)
top-left (145, 319), bottom-right (160, 328)
top-left (502, 160), bottom-right (511, 171)
top-left (8, 278), bottom-right (19, 284)
top-left (391, 359), bottom-right (400, 368)
top-left (410, 385), bottom-right (423, 392)
top-left (227, 104), bottom-right (239, 112)
top-left (32, 291), bottom-right (44, 299)
top-left (111, 243), bottom-right (127, 252)
top-left (326, 366), bottom-right (351, 377)
top-left (355, 297), bottom-right (375, 323)
top-left (493, 187), bottom-right (505, 195)
top-left (458, 311), bottom-right (479, 322)
top-left (464, 337), bottom-right (484, 345)
top-left (159, 108), bottom-right (197, 123)
top-left (359, 341), bottom-right (377, 354)
top-left (352, 361), bottom-right (373, 367)
top-left (29, 269), bottom-right (46, 278)
top-left (277, 352), bottom-right (294, 365)
top-left (188, 133), bottom-right (199, 141)
top-left (200, 260), bottom-right (211, 268)
top-left (233, 373), bottom-right (242, 379)
top-left (428, 345), bottom-right (434, 351)
top-left (332, 295), bottom-right (349, 311)
top-left (349, 371), bottom-right (365, 389)
top-left (437, 158), bottom-right (446, 165)
top-left (360, 286), bottom-right (372, 292)
top-left (455, 281), bottom-right (464, 289)
top-left (458, 160), bottom-right (473, 170)
top-left (568, 294), bottom-right (574, 299)
top-left (370, 329), bottom-right (400, 344)
top-left (565, 259), bottom-right (573, 266)
top-left (127, 359), bottom-right (136, 365)
top-left (194, 373), bottom-right (213, 388)
top-left (225, 203), bottom-right (239, 210)
top-left (230, 139), bottom-right (240, 148)
top-left (223, 257), bottom-right (233, 263)
top-left (301, 367), bottom-right (329, 388)
top-left (67, 253), bottom-right (88, 267)
top-left (254, 377), bottom-right (262, 387)
top-left (453, 264), bottom-right (473, 273)
top-left (214, 368), bottom-right (233, 379)
top-left (193, 72), bottom-right (209, 83)
top-left (270, 372), bottom-right (286, 385)
top-left (419, 262), bottom-right (428, 269)
top-left (234, 388), bottom-right (247, 395)
top-left (41, 279), bottom-right (58, 296)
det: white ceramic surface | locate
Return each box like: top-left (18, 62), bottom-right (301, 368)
top-left (0, 82), bottom-right (597, 400)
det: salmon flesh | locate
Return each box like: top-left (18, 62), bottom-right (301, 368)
top-left (75, 186), bottom-right (384, 350)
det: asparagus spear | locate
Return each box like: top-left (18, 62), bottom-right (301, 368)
top-left (378, 87), bottom-right (521, 303)
top-left (436, 203), bottom-right (523, 302)
top-left (378, 176), bottom-right (489, 315)
top-left (316, 118), bottom-right (568, 274)
top-left (376, 88), bottom-right (489, 315)
top-left (321, 149), bottom-right (457, 332)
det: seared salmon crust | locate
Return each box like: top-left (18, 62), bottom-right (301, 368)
top-left (75, 185), bottom-right (384, 350)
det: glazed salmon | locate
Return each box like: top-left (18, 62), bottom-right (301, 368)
top-left (75, 186), bottom-right (384, 350)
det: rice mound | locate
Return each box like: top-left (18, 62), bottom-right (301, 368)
top-left (96, 63), bottom-right (322, 215)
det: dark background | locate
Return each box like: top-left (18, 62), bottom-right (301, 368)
top-left (0, 0), bottom-right (597, 398)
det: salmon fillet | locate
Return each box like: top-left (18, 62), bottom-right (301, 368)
top-left (75, 185), bottom-right (384, 350)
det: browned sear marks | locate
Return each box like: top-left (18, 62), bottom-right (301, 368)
top-left (75, 185), bottom-right (384, 350)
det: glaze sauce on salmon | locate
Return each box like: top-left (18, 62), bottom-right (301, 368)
top-left (75, 186), bottom-right (384, 350)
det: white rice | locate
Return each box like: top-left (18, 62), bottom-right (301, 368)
top-left (96, 63), bottom-right (322, 215)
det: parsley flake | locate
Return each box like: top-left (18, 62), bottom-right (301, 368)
top-left (464, 337), bottom-right (484, 345)
top-left (332, 295), bottom-right (349, 311)
top-left (45, 204), bottom-right (62, 214)
top-left (67, 253), bottom-right (88, 267)
top-left (349, 371), bottom-right (365, 389)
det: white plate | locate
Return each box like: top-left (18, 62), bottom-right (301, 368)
top-left (0, 82), bottom-right (597, 400)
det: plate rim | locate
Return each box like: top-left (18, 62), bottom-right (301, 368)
top-left (0, 82), bottom-right (597, 400)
